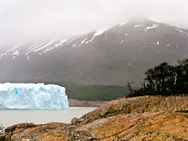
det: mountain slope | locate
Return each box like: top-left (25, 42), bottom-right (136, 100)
top-left (0, 19), bottom-right (188, 85)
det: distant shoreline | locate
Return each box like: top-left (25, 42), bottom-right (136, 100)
top-left (68, 99), bottom-right (109, 107)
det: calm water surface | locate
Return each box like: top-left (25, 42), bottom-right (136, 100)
top-left (0, 107), bottom-right (96, 128)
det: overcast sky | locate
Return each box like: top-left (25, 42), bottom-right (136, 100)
top-left (0, 0), bottom-right (187, 47)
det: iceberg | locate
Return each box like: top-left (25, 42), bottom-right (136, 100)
top-left (0, 83), bottom-right (69, 110)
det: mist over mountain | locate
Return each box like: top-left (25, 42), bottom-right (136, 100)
top-left (0, 19), bottom-right (187, 85)
top-left (0, 0), bottom-right (187, 47)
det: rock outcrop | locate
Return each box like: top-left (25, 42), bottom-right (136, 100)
top-left (1, 95), bottom-right (188, 140)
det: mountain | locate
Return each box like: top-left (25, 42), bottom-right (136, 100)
top-left (0, 19), bottom-right (188, 85)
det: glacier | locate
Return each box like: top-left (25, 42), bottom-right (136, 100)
top-left (0, 83), bottom-right (69, 110)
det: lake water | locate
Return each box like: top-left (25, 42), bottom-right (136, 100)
top-left (0, 107), bottom-right (96, 128)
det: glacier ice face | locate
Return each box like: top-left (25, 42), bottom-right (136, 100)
top-left (0, 83), bottom-right (69, 110)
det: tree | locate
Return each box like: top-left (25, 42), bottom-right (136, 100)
top-left (177, 58), bottom-right (188, 82)
top-left (145, 62), bottom-right (174, 91)
top-left (126, 82), bottom-right (135, 96)
top-left (128, 58), bottom-right (188, 97)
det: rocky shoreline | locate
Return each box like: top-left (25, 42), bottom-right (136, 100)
top-left (1, 95), bottom-right (188, 140)
top-left (68, 99), bottom-right (109, 107)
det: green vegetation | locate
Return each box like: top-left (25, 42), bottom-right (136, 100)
top-left (46, 58), bottom-right (188, 100)
top-left (46, 82), bottom-right (129, 101)
top-left (129, 58), bottom-right (188, 97)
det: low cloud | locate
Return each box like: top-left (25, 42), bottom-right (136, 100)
top-left (0, 0), bottom-right (187, 47)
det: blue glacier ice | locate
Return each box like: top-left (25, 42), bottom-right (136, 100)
top-left (0, 83), bottom-right (69, 110)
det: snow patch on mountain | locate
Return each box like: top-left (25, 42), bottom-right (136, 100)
top-left (78, 38), bottom-right (89, 47)
top-left (43, 47), bottom-right (54, 53)
top-left (25, 42), bottom-right (46, 56)
top-left (94, 28), bottom-right (108, 37)
top-left (134, 24), bottom-right (143, 28)
top-left (0, 38), bottom-right (71, 60)
top-left (148, 18), bottom-right (161, 23)
top-left (13, 50), bottom-right (19, 55)
top-left (34, 41), bottom-right (55, 52)
top-left (75, 27), bottom-right (110, 48)
top-left (0, 53), bottom-right (7, 58)
top-left (26, 56), bottom-right (30, 60)
top-left (154, 42), bottom-right (160, 46)
top-left (119, 20), bottom-right (129, 26)
top-left (120, 40), bottom-right (124, 44)
top-left (11, 43), bottom-right (25, 51)
top-left (146, 24), bottom-right (159, 30)
top-left (72, 44), bottom-right (77, 48)
top-left (42, 39), bottom-right (70, 53)
top-left (81, 38), bottom-right (88, 44)
top-left (175, 28), bottom-right (188, 35)
top-left (12, 50), bottom-right (20, 59)
top-left (54, 39), bottom-right (68, 47)
top-left (60, 39), bottom-right (69, 45)
top-left (80, 37), bottom-right (95, 46)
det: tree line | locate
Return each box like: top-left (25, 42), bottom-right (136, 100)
top-left (128, 58), bottom-right (188, 97)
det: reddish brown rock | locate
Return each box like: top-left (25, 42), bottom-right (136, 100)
top-left (76, 112), bottom-right (188, 140)
top-left (78, 95), bottom-right (188, 125)
top-left (5, 123), bottom-right (35, 133)
top-left (3, 122), bottom-right (94, 141)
